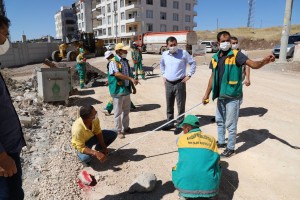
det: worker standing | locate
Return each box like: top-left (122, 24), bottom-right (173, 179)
top-left (131, 42), bottom-right (145, 80)
top-left (76, 48), bottom-right (86, 89)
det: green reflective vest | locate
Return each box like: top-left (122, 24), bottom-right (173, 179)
top-left (107, 56), bottom-right (132, 97)
top-left (211, 49), bottom-right (243, 100)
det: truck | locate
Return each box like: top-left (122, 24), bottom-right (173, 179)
top-left (133, 30), bottom-right (198, 54)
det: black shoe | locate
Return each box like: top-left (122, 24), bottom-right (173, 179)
top-left (210, 117), bottom-right (216, 123)
top-left (217, 141), bottom-right (226, 148)
top-left (161, 124), bottom-right (174, 131)
top-left (174, 127), bottom-right (183, 135)
top-left (220, 148), bottom-right (235, 158)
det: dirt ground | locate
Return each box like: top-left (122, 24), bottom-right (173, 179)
top-left (76, 51), bottom-right (300, 200)
top-left (5, 50), bottom-right (300, 200)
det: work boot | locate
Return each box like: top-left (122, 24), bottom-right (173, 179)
top-left (220, 148), bottom-right (235, 158)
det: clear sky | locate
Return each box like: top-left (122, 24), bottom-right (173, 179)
top-left (5, 0), bottom-right (300, 42)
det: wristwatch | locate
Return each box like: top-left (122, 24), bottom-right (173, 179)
top-left (187, 74), bottom-right (192, 78)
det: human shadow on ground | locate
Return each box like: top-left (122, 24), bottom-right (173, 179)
top-left (91, 148), bottom-right (146, 172)
top-left (100, 180), bottom-right (175, 200)
top-left (195, 114), bottom-right (215, 127)
top-left (90, 80), bottom-right (107, 87)
top-left (239, 107), bottom-right (268, 117)
top-left (68, 96), bottom-right (102, 107)
top-left (130, 119), bottom-right (169, 134)
top-left (131, 103), bottom-right (161, 112)
top-left (235, 129), bottom-right (300, 154)
top-left (79, 89), bottom-right (95, 96)
top-left (218, 161), bottom-right (239, 200)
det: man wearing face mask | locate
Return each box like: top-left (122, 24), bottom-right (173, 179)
top-left (108, 43), bottom-right (139, 139)
top-left (0, 16), bottom-right (26, 199)
top-left (202, 31), bottom-right (275, 158)
top-left (160, 36), bottom-right (196, 135)
top-left (71, 106), bottom-right (117, 165)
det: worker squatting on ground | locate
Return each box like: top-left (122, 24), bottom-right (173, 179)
top-left (131, 42), bottom-right (145, 80)
top-left (202, 31), bottom-right (275, 158)
top-left (0, 15), bottom-right (26, 200)
top-left (107, 44), bottom-right (140, 139)
top-left (102, 51), bottom-right (136, 116)
top-left (76, 48), bottom-right (87, 89)
top-left (172, 115), bottom-right (221, 200)
top-left (71, 106), bottom-right (117, 166)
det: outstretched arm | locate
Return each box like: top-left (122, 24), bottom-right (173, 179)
top-left (245, 54), bottom-right (275, 69)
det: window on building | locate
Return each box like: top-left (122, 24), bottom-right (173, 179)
top-left (81, 13), bottom-right (83, 20)
top-left (173, 25), bottom-right (179, 31)
top-left (160, 12), bottom-right (166, 20)
top-left (121, 25), bottom-right (125, 33)
top-left (107, 3), bottom-right (111, 12)
top-left (108, 27), bottom-right (112, 35)
top-left (146, 0), bottom-right (153, 5)
top-left (82, 22), bottom-right (84, 28)
top-left (146, 10), bottom-right (153, 18)
top-left (173, 1), bottom-right (179, 9)
top-left (102, 6), bottom-right (105, 14)
top-left (185, 3), bottom-right (191, 11)
top-left (185, 26), bottom-right (191, 30)
top-left (173, 13), bottom-right (179, 21)
top-left (161, 0), bottom-right (167, 7)
top-left (185, 15), bottom-right (191, 22)
top-left (121, 12), bottom-right (125, 20)
top-left (160, 24), bottom-right (166, 32)
top-left (108, 16), bottom-right (112, 24)
top-left (77, 14), bottom-right (80, 20)
top-left (146, 23), bottom-right (153, 32)
top-left (80, 3), bottom-right (83, 9)
top-left (113, 1), bottom-right (117, 11)
top-left (103, 28), bottom-right (106, 35)
top-left (120, 0), bottom-right (124, 7)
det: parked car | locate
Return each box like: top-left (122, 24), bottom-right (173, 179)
top-left (104, 43), bottom-right (116, 50)
top-left (200, 41), bottom-right (218, 53)
top-left (272, 33), bottom-right (300, 58)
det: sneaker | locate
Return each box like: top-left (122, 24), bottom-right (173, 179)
top-left (174, 127), bottom-right (183, 135)
top-left (217, 141), bottom-right (226, 148)
top-left (220, 148), bottom-right (235, 158)
top-left (118, 132), bottom-right (125, 139)
top-left (102, 109), bottom-right (111, 116)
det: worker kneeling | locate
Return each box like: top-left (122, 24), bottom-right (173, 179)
top-left (71, 106), bottom-right (117, 165)
top-left (172, 115), bottom-right (221, 200)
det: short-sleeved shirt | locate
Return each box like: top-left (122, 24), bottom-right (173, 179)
top-left (108, 55), bottom-right (130, 86)
top-left (0, 73), bottom-right (26, 153)
top-left (209, 50), bottom-right (248, 97)
top-left (71, 117), bottom-right (102, 153)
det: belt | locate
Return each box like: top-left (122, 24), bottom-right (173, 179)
top-left (166, 78), bottom-right (184, 84)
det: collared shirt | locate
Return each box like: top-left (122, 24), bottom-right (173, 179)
top-left (108, 54), bottom-right (130, 86)
top-left (0, 72), bottom-right (26, 153)
top-left (71, 117), bottom-right (102, 153)
top-left (160, 49), bottom-right (196, 82)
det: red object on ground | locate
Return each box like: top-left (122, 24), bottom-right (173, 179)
top-left (78, 170), bottom-right (92, 185)
top-left (83, 58), bottom-right (87, 62)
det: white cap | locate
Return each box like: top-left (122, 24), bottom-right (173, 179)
top-left (104, 51), bottom-right (113, 59)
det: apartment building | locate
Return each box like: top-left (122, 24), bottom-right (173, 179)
top-left (73, 0), bottom-right (93, 33)
top-left (54, 6), bottom-right (77, 42)
top-left (91, 0), bottom-right (197, 43)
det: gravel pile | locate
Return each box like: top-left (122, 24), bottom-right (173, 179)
top-left (2, 73), bottom-right (85, 199)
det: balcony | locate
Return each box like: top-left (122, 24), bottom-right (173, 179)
top-left (125, 0), bottom-right (141, 11)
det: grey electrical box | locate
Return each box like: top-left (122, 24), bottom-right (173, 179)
top-left (37, 68), bottom-right (72, 103)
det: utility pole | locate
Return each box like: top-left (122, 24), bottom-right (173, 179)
top-left (279, 0), bottom-right (293, 62)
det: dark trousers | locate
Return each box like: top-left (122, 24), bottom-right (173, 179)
top-left (0, 152), bottom-right (24, 200)
top-left (165, 80), bottom-right (186, 126)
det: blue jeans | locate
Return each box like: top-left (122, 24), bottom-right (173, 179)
top-left (215, 97), bottom-right (242, 150)
top-left (77, 130), bottom-right (117, 163)
top-left (0, 152), bottom-right (24, 200)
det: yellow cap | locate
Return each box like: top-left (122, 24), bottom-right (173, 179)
top-left (115, 43), bottom-right (130, 51)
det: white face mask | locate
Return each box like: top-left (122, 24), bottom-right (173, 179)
top-left (219, 42), bottom-right (231, 51)
top-left (0, 34), bottom-right (10, 55)
top-left (121, 53), bottom-right (127, 58)
top-left (231, 43), bottom-right (239, 50)
top-left (168, 46), bottom-right (178, 54)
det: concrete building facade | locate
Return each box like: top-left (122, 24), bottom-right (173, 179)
top-left (73, 0), bottom-right (93, 34)
top-left (54, 6), bottom-right (77, 42)
top-left (91, 0), bottom-right (197, 43)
